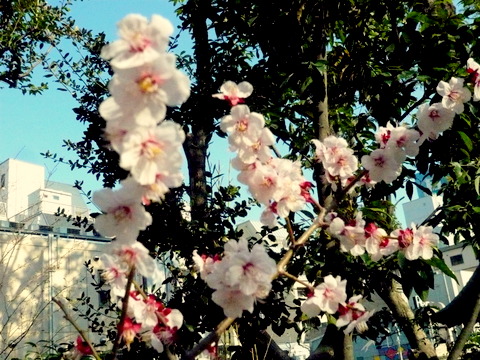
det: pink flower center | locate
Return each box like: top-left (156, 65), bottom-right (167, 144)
top-left (113, 205), bottom-right (132, 222)
top-left (381, 131), bottom-right (391, 145)
top-left (397, 229), bottom-right (414, 248)
top-left (379, 237), bottom-right (390, 248)
top-left (448, 90), bottom-right (460, 101)
top-left (137, 74), bottom-right (163, 93)
top-left (429, 110), bottom-right (441, 120)
top-left (129, 34), bottom-right (152, 53)
top-left (236, 118), bottom-right (248, 132)
top-left (141, 138), bottom-right (163, 159)
top-left (374, 155), bottom-right (386, 167)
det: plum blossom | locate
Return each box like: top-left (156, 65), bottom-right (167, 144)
top-left (336, 295), bottom-right (373, 334)
top-left (204, 239), bottom-right (276, 318)
top-left (301, 275), bottom-right (347, 317)
top-left (361, 148), bottom-right (402, 184)
top-left (376, 122), bottom-right (420, 162)
top-left (192, 250), bottom-right (221, 280)
top-left (395, 225), bottom-right (439, 260)
top-left (365, 223), bottom-right (399, 261)
top-left (220, 104), bottom-right (265, 151)
top-left (101, 14), bottom-right (173, 69)
top-left (110, 241), bottom-right (160, 280)
top-left (99, 253), bottom-right (128, 299)
top-left (103, 55), bottom-right (190, 125)
top-left (119, 317), bottom-right (142, 350)
top-left (312, 136), bottom-right (358, 186)
top-left (119, 121), bottom-right (185, 185)
top-left (93, 181), bottom-right (152, 243)
top-left (212, 81), bottom-right (253, 106)
top-left (467, 57), bottom-right (480, 101)
top-left (416, 102), bottom-right (455, 140)
top-left (436, 77), bottom-right (471, 114)
top-left (328, 213), bottom-right (366, 256)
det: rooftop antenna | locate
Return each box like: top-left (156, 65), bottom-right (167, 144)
top-left (13, 146), bottom-right (25, 159)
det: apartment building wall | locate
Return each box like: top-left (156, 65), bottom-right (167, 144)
top-left (0, 223), bottom-right (109, 359)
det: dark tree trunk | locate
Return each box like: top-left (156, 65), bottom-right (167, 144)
top-left (377, 279), bottom-right (438, 360)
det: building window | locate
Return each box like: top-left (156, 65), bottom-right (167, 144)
top-left (450, 254), bottom-right (464, 266)
top-left (296, 287), bottom-right (308, 298)
top-left (0, 174), bottom-right (4, 188)
top-left (53, 195), bottom-right (60, 200)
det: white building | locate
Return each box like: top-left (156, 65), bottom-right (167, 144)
top-left (0, 159), bottom-right (109, 359)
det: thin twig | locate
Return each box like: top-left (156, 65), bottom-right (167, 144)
top-left (278, 270), bottom-right (315, 292)
top-left (132, 279), bottom-right (148, 299)
top-left (181, 317), bottom-right (236, 360)
top-left (111, 265), bottom-right (136, 359)
top-left (446, 292), bottom-right (480, 360)
top-left (285, 217), bottom-right (297, 245)
top-left (338, 170), bottom-right (368, 199)
top-left (182, 208), bottom-right (327, 358)
top-left (52, 297), bottom-right (101, 360)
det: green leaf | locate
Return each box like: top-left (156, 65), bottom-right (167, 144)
top-left (406, 181), bottom-right (413, 200)
top-left (424, 257), bottom-right (458, 284)
top-left (458, 131), bottom-right (473, 152)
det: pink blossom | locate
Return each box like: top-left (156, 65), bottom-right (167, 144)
top-left (99, 253), bottom-right (128, 299)
top-left (119, 121), bottom-right (185, 185)
top-left (101, 14), bottom-right (173, 69)
top-left (312, 136), bottom-right (358, 183)
top-left (93, 181), bottom-right (152, 243)
top-left (119, 317), bottom-right (142, 350)
top-left (301, 275), bottom-right (347, 317)
top-left (107, 55), bottom-right (190, 125)
top-left (436, 77), bottom-right (471, 114)
top-left (416, 102), bottom-right (455, 140)
top-left (237, 127), bottom-right (275, 163)
top-left (328, 214), bottom-right (366, 256)
top-left (220, 105), bottom-right (265, 151)
top-left (467, 58), bottom-right (480, 101)
top-left (391, 226), bottom-right (436, 261)
top-left (365, 223), bottom-right (398, 261)
top-left (67, 336), bottom-right (92, 360)
top-left (336, 295), bottom-right (373, 334)
top-left (402, 225), bottom-right (439, 260)
top-left (376, 123), bottom-right (420, 162)
top-left (204, 239), bottom-right (276, 318)
top-left (361, 148), bottom-right (402, 184)
top-left (192, 250), bottom-right (221, 280)
top-left (212, 81), bottom-right (253, 106)
top-left (131, 294), bottom-right (165, 328)
top-left (110, 241), bottom-right (159, 279)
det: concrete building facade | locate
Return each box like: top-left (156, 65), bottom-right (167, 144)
top-left (0, 159), bottom-right (108, 359)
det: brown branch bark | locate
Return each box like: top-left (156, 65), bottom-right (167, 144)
top-left (446, 290), bottom-right (480, 360)
top-left (377, 279), bottom-right (438, 360)
top-left (182, 0), bottom-right (214, 223)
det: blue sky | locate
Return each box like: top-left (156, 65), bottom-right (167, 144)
top-left (0, 1), bottom-right (188, 206)
top-left (0, 0), bottom-right (412, 224)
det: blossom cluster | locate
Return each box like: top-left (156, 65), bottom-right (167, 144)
top-left (214, 82), bottom-right (313, 227)
top-left (193, 238), bottom-right (277, 318)
top-left (72, 10), bottom-right (480, 356)
top-left (300, 275), bottom-right (373, 334)
top-left (87, 13), bottom-right (191, 354)
top-left (326, 211), bottom-right (439, 261)
top-left (314, 60), bottom-right (476, 188)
